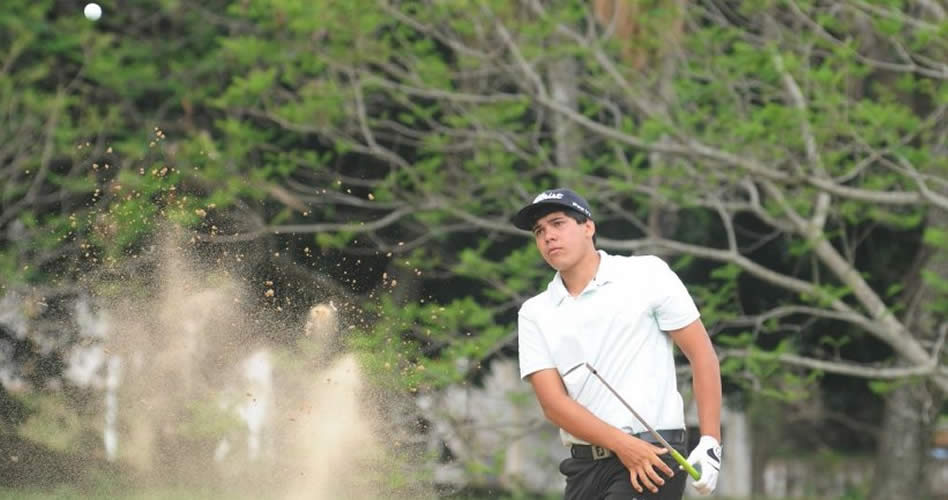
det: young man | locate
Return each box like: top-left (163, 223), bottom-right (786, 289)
top-left (512, 188), bottom-right (722, 499)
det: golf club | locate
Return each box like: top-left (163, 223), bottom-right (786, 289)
top-left (563, 362), bottom-right (702, 480)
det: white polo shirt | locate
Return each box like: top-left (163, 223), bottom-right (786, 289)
top-left (517, 251), bottom-right (700, 446)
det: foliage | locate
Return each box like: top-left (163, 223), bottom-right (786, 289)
top-left (1, 0), bottom-right (947, 492)
top-left (3, 0), bottom-right (944, 390)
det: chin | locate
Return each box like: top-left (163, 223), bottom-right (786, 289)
top-left (545, 255), bottom-right (570, 270)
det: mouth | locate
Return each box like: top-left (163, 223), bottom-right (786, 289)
top-left (547, 247), bottom-right (563, 256)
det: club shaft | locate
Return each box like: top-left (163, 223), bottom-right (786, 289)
top-left (583, 364), bottom-right (673, 449)
top-left (582, 363), bottom-right (702, 480)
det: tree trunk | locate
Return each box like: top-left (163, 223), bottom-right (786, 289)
top-left (871, 207), bottom-right (948, 499)
top-left (547, 49), bottom-right (580, 171)
top-left (871, 381), bottom-right (941, 499)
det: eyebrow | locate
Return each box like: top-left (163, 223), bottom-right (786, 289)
top-left (532, 215), bottom-right (566, 232)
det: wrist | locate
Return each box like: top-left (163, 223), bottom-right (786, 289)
top-left (606, 427), bottom-right (632, 448)
top-left (698, 435), bottom-right (720, 446)
top-left (698, 427), bottom-right (721, 440)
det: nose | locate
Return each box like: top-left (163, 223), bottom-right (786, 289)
top-left (543, 228), bottom-right (557, 244)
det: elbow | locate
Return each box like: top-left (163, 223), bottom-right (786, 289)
top-left (538, 398), bottom-right (566, 426)
top-left (539, 403), bottom-right (558, 423)
top-left (689, 345), bottom-right (720, 371)
top-left (689, 351), bottom-right (721, 384)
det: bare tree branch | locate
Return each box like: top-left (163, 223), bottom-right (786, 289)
top-left (772, 51), bottom-right (833, 233)
top-left (490, 12), bottom-right (549, 99)
top-left (195, 205), bottom-right (420, 243)
top-left (787, 0), bottom-right (948, 80)
top-left (722, 347), bottom-right (940, 379)
top-left (721, 321), bottom-right (947, 380)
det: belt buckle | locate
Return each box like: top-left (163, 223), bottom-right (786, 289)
top-left (591, 445), bottom-right (610, 459)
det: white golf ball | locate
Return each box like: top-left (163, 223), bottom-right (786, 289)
top-left (84, 3), bottom-right (102, 21)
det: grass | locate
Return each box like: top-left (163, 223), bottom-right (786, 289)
top-left (0, 486), bottom-right (263, 500)
top-left (0, 490), bottom-right (846, 500)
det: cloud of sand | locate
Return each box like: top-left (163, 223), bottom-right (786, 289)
top-left (78, 229), bottom-right (433, 498)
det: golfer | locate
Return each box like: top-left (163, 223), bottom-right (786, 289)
top-left (513, 188), bottom-right (723, 499)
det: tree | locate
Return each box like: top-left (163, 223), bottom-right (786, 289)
top-left (198, 0), bottom-right (947, 492)
top-left (2, 0), bottom-right (946, 494)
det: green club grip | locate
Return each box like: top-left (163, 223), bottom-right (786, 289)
top-left (669, 449), bottom-right (701, 480)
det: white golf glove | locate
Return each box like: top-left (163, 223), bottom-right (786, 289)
top-left (685, 435), bottom-right (721, 495)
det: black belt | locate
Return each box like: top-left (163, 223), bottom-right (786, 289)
top-left (570, 429), bottom-right (686, 460)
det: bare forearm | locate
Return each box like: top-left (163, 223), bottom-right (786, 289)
top-left (537, 385), bottom-right (679, 492)
top-left (671, 320), bottom-right (723, 441)
top-left (692, 351), bottom-right (722, 440)
top-left (542, 394), bottom-right (626, 448)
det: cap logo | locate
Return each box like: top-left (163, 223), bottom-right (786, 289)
top-left (533, 191), bottom-right (563, 203)
top-left (571, 202), bottom-right (590, 215)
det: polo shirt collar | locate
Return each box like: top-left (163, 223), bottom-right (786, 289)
top-left (547, 250), bottom-right (618, 305)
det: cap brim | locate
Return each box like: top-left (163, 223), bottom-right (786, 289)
top-left (512, 204), bottom-right (544, 231)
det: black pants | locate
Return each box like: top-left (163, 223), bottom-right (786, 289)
top-left (559, 442), bottom-right (687, 500)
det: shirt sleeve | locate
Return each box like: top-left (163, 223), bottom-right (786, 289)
top-left (517, 308), bottom-right (555, 380)
top-left (650, 256), bottom-right (701, 331)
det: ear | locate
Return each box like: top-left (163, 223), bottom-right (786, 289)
top-left (585, 219), bottom-right (596, 238)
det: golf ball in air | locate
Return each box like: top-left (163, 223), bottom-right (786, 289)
top-left (84, 3), bottom-right (102, 21)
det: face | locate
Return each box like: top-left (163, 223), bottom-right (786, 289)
top-left (532, 211), bottom-right (595, 271)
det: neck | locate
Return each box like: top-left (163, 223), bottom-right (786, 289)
top-left (560, 248), bottom-right (600, 296)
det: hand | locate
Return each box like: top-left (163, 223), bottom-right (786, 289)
top-left (685, 435), bottom-right (721, 495)
top-left (613, 434), bottom-right (675, 494)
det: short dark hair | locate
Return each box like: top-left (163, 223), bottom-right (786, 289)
top-left (562, 210), bottom-right (589, 225)
top-left (565, 211), bottom-right (597, 246)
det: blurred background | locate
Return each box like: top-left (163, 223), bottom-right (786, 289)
top-left (0, 1), bottom-right (946, 499)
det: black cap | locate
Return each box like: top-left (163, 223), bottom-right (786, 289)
top-left (512, 188), bottom-right (593, 230)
